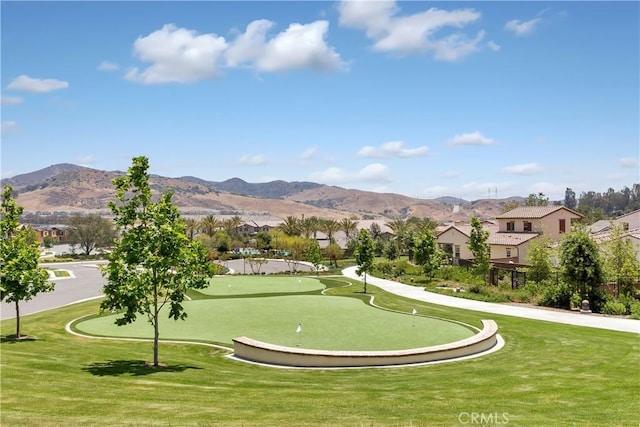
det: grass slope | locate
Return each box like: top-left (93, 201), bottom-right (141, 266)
top-left (1, 277), bottom-right (638, 426)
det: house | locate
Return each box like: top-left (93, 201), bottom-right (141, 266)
top-left (612, 209), bottom-right (640, 231)
top-left (436, 225), bottom-right (475, 263)
top-left (592, 227), bottom-right (640, 263)
top-left (28, 224), bottom-right (74, 243)
top-left (494, 206), bottom-right (583, 240)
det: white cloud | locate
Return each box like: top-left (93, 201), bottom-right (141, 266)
top-left (7, 75), bottom-right (69, 93)
top-left (502, 162), bottom-right (542, 175)
top-left (126, 24), bottom-right (228, 84)
top-left (448, 131), bottom-right (494, 146)
top-left (310, 163), bottom-right (391, 185)
top-left (357, 141), bottom-right (428, 158)
top-left (487, 40), bottom-right (501, 52)
top-left (505, 17), bottom-right (542, 36)
top-left (97, 61), bottom-right (119, 71)
top-left (226, 19), bottom-right (346, 72)
top-left (1, 96), bottom-right (23, 105)
top-left (1, 120), bottom-right (19, 137)
top-left (238, 154), bottom-right (267, 166)
top-left (300, 146), bottom-right (318, 160)
top-left (339, 0), bottom-right (483, 61)
top-left (76, 155), bottom-right (96, 166)
top-left (619, 157), bottom-right (639, 168)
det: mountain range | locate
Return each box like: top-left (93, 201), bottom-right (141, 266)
top-left (1, 164), bottom-right (525, 221)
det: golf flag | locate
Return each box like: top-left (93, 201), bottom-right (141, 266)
top-left (296, 324), bottom-right (302, 334)
top-left (412, 308), bottom-right (417, 315)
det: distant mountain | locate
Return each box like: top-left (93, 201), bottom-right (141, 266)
top-left (180, 176), bottom-right (323, 199)
top-left (1, 164), bottom-right (522, 221)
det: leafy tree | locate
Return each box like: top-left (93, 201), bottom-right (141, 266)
top-left (324, 243), bottom-right (343, 267)
top-left (66, 214), bottom-right (116, 255)
top-left (559, 225), bottom-right (604, 301)
top-left (1, 185), bottom-right (52, 338)
top-left (525, 192), bottom-right (549, 206)
top-left (305, 240), bottom-right (324, 276)
top-left (255, 231), bottom-right (272, 251)
top-left (468, 216), bottom-right (490, 280)
top-left (527, 238), bottom-right (554, 283)
top-left (501, 200), bottom-right (522, 213)
top-left (406, 216), bottom-right (438, 233)
top-left (100, 156), bottom-right (214, 367)
top-left (354, 228), bottom-right (375, 294)
top-left (413, 230), bottom-right (442, 279)
top-left (601, 223), bottom-right (640, 296)
top-left (42, 236), bottom-right (55, 249)
top-left (383, 239), bottom-right (399, 261)
top-left (246, 256), bottom-right (268, 274)
top-left (564, 188), bottom-right (577, 210)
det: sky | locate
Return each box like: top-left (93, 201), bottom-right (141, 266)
top-left (1, 1), bottom-right (638, 201)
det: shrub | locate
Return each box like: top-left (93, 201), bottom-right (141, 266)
top-left (538, 281), bottom-right (572, 309)
top-left (629, 301), bottom-right (640, 320)
top-left (601, 300), bottom-right (627, 316)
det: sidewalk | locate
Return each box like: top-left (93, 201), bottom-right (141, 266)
top-left (342, 266), bottom-right (640, 334)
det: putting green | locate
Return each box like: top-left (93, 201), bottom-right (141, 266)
top-left (200, 275), bottom-right (324, 296)
top-left (75, 277), bottom-right (476, 351)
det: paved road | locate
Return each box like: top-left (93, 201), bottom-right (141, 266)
top-left (342, 266), bottom-right (640, 334)
top-left (1, 262), bottom-right (106, 320)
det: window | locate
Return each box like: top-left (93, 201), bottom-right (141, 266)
top-left (506, 248), bottom-right (512, 258)
top-left (523, 221), bottom-right (532, 232)
top-left (507, 221), bottom-right (515, 231)
top-left (454, 245), bottom-right (460, 258)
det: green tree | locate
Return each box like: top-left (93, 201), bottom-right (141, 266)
top-left (255, 231), bottom-right (272, 252)
top-left (564, 188), bottom-right (577, 210)
top-left (305, 240), bottom-right (324, 277)
top-left (279, 216), bottom-right (300, 237)
top-left (184, 218), bottom-right (199, 241)
top-left (354, 228), bottom-right (375, 294)
top-left (100, 156), bottom-right (214, 367)
top-left (414, 230), bottom-right (442, 279)
top-left (468, 216), bottom-right (490, 281)
top-left (525, 192), bottom-right (549, 206)
top-left (66, 214), bottom-right (116, 255)
top-left (199, 215), bottom-right (220, 238)
top-left (501, 200), bottom-right (522, 213)
top-left (340, 216), bottom-right (359, 243)
top-left (320, 219), bottom-right (340, 244)
top-left (383, 239), bottom-right (399, 261)
top-left (527, 238), bottom-right (554, 283)
top-left (559, 225), bottom-right (604, 301)
top-left (1, 186), bottom-right (52, 338)
top-left (602, 223), bottom-right (640, 296)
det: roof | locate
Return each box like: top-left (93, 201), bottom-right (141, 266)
top-left (616, 209), bottom-right (640, 221)
top-left (589, 220), bottom-right (612, 234)
top-left (591, 227), bottom-right (640, 244)
top-left (495, 206), bottom-right (583, 220)
top-left (437, 223), bottom-right (499, 238)
top-left (487, 232), bottom-right (540, 246)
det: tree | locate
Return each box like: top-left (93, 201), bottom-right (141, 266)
top-left (184, 218), bottom-right (199, 241)
top-left (525, 192), bottom-right (549, 207)
top-left (354, 228), bottom-right (375, 294)
top-left (564, 188), bottom-right (577, 210)
top-left (340, 216), bottom-right (359, 242)
top-left (601, 223), bottom-right (640, 296)
top-left (1, 185), bottom-right (52, 338)
top-left (526, 238), bottom-right (554, 283)
top-left (199, 215), bottom-right (220, 238)
top-left (305, 240), bottom-right (324, 277)
top-left (324, 243), bottom-right (343, 267)
top-left (383, 239), bottom-right (399, 261)
top-left (501, 200), bottom-right (522, 213)
top-left (369, 222), bottom-right (381, 240)
top-left (279, 216), bottom-right (300, 237)
top-left (100, 156), bottom-right (214, 367)
top-left (559, 225), bottom-right (604, 301)
top-left (414, 230), bottom-right (442, 279)
top-left (66, 214), bottom-right (116, 255)
top-left (320, 219), bottom-right (340, 244)
top-left (468, 216), bottom-right (490, 280)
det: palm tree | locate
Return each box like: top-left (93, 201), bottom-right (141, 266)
top-left (321, 219), bottom-right (340, 244)
top-left (279, 216), bottom-right (300, 237)
top-left (299, 216), bottom-right (321, 240)
top-left (184, 218), bottom-right (199, 241)
top-left (223, 215), bottom-right (242, 237)
top-left (386, 218), bottom-right (409, 255)
top-left (340, 216), bottom-right (359, 242)
top-left (199, 215), bottom-right (220, 238)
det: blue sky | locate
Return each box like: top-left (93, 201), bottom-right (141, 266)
top-left (1, 1), bottom-right (638, 201)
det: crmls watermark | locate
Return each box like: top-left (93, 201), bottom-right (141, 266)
top-left (458, 412), bottom-right (510, 425)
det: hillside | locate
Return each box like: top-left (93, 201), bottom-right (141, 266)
top-left (1, 164), bottom-right (516, 221)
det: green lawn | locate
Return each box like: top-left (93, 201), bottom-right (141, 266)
top-left (1, 276), bottom-right (638, 426)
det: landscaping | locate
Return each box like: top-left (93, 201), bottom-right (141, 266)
top-left (1, 276), bottom-right (638, 426)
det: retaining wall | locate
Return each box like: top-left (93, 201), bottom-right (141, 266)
top-left (232, 319), bottom-right (498, 368)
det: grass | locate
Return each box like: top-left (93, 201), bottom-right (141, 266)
top-left (1, 276), bottom-right (639, 426)
top-left (73, 277), bottom-right (474, 350)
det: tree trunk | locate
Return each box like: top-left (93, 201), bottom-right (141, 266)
top-left (15, 300), bottom-right (21, 338)
top-left (364, 272), bottom-right (367, 294)
top-left (153, 283), bottom-right (159, 367)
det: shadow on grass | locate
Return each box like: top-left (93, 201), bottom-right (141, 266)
top-left (1, 335), bottom-right (37, 344)
top-left (83, 360), bottom-right (202, 377)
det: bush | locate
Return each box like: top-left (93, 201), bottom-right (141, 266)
top-left (601, 300), bottom-right (627, 316)
top-left (629, 301), bottom-right (640, 320)
top-left (538, 281), bottom-right (572, 309)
